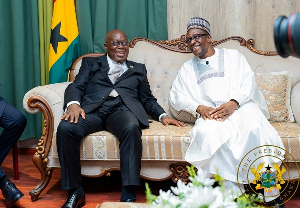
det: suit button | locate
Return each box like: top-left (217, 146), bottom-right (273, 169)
top-left (102, 97), bottom-right (106, 99)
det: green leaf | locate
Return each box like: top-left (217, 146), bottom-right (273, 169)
top-left (236, 193), bottom-right (264, 207)
top-left (145, 183), bottom-right (158, 204)
top-left (187, 165), bottom-right (196, 178)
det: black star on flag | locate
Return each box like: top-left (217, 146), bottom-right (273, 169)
top-left (50, 22), bottom-right (68, 54)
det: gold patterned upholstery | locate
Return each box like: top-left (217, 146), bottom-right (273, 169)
top-left (49, 121), bottom-right (193, 161)
top-left (47, 121), bottom-right (300, 162)
top-left (256, 72), bottom-right (294, 122)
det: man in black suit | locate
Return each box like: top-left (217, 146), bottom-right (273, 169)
top-left (57, 29), bottom-right (185, 208)
top-left (0, 96), bottom-right (27, 207)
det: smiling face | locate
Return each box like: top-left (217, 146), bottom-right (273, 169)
top-left (186, 28), bottom-right (214, 59)
top-left (104, 30), bottom-right (129, 64)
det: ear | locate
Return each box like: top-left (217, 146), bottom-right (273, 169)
top-left (207, 35), bottom-right (213, 44)
top-left (104, 43), bottom-right (108, 51)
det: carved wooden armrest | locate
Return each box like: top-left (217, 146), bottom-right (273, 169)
top-left (23, 83), bottom-right (71, 201)
top-left (23, 82), bottom-right (70, 158)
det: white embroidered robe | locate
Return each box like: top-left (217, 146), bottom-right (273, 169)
top-left (169, 48), bottom-right (285, 184)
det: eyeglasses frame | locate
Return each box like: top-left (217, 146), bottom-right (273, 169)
top-left (107, 41), bottom-right (129, 47)
top-left (185, 33), bottom-right (209, 44)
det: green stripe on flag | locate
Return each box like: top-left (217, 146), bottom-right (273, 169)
top-left (49, 36), bottom-right (80, 84)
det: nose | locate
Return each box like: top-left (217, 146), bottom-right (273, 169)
top-left (190, 37), bottom-right (198, 44)
top-left (117, 45), bottom-right (124, 50)
top-left (117, 42), bottom-right (125, 48)
top-left (188, 40), bottom-right (196, 49)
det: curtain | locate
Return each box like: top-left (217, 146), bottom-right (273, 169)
top-left (38, 0), bottom-right (53, 86)
top-left (0, 0), bottom-right (42, 141)
top-left (76, 0), bottom-right (168, 54)
top-left (38, 0), bottom-right (168, 86)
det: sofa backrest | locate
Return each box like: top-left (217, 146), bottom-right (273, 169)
top-left (215, 38), bottom-right (300, 87)
top-left (127, 40), bottom-right (194, 117)
top-left (70, 36), bottom-right (300, 119)
top-left (127, 36), bottom-right (300, 118)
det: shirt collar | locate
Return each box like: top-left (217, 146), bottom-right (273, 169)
top-left (107, 55), bottom-right (128, 71)
top-left (196, 48), bottom-right (219, 64)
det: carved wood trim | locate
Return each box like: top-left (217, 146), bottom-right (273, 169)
top-left (130, 35), bottom-right (278, 56)
top-left (28, 95), bottom-right (54, 164)
top-left (212, 36), bottom-right (278, 56)
top-left (130, 35), bottom-right (191, 53)
top-left (69, 53), bottom-right (105, 81)
top-left (81, 168), bottom-right (120, 178)
top-left (81, 168), bottom-right (173, 182)
top-left (169, 162), bottom-right (196, 184)
top-left (29, 158), bottom-right (53, 201)
top-left (28, 95), bottom-right (54, 201)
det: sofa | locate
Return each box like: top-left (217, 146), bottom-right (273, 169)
top-left (23, 35), bottom-right (300, 201)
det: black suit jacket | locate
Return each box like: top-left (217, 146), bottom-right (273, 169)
top-left (64, 55), bottom-right (165, 127)
top-left (0, 96), bottom-right (5, 117)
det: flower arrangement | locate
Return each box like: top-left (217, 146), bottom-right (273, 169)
top-left (145, 166), bottom-right (264, 208)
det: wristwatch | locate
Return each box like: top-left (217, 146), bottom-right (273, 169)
top-left (230, 99), bottom-right (240, 109)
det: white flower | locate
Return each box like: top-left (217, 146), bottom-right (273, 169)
top-left (146, 167), bottom-right (242, 208)
top-left (189, 168), bottom-right (215, 187)
top-left (210, 187), bottom-right (237, 208)
top-left (153, 189), bottom-right (181, 207)
top-left (221, 201), bottom-right (239, 208)
top-left (170, 179), bottom-right (190, 197)
top-left (185, 186), bottom-right (216, 208)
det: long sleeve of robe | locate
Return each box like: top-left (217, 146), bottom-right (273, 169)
top-left (169, 48), bottom-right (285, 197)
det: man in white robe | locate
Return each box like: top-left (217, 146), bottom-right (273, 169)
top-left (169, 17), bottom-right (285, 208)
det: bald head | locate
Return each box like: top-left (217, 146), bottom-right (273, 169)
top-left (105, 30), bottom-right (128, 43)
top-left (104, 30), bottom-right (129, 64)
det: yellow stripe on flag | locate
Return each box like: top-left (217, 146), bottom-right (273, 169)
top-left (49, 0), bottom-right (79, 68)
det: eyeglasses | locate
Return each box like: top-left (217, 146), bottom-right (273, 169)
top-left (108, 41), bottom-right (129, 47)
top-left (185, 33), bottom-right (209, 44)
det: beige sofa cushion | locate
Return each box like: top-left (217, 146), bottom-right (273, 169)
top-left (271, 122), bottom-right (300, 162)
top-left (256, 72), bottom-right (294, 122)
top-left (49, 121), bottom-right (193, 161)
top-left (47, 120), bottom-right (300, 165)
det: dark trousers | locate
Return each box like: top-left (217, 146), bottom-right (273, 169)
top-left (0, 98), bottom-right (27, 178)
top-left (56, 104), bottom-right (142, 190)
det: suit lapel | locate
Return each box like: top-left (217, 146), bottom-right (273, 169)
top-left (117, 61), bottom-right (135, 83)
top-left (97, 55), bottom-right (112, 84)
top-left (97, 57), bottom-right (138, 84)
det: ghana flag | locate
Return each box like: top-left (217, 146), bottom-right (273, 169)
top-left (49, 0), bottom-right (81, 84)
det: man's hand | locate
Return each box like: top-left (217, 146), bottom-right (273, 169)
top-left (161, 117), bottom-right (186, 127)
top-left (210, 100), bottom-right (238, 121)
top-left (61, 103), bottom-right (86, 123)
top-left (196, 105), bottom-right (215, 120)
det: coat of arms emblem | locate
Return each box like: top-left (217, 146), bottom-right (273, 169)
top-left (251, 163), bottom-right (286, 192)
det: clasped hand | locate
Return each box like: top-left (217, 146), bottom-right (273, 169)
top-left (197, 100), bottom-right (238, 121)
top-left (61, 103), bottom-right (85, 123)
